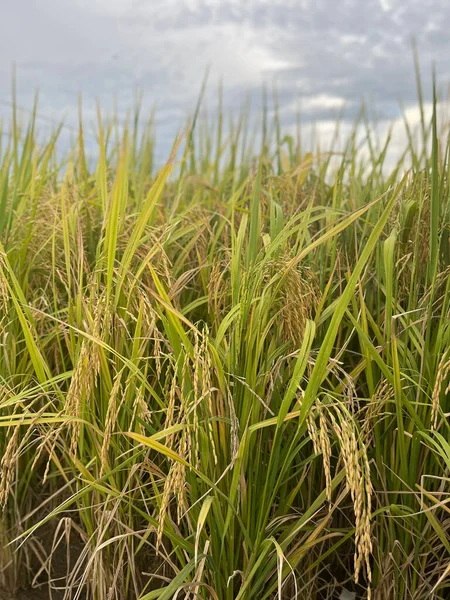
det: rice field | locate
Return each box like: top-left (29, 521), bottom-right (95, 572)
top-left (0, 73), bottom-right (449, 600)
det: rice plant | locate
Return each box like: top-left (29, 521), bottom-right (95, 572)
top-left (0, 70), bottom-right (449, 600)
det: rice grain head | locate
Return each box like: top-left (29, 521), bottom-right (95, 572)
top-left (431, 351), bottom-right (450, 430)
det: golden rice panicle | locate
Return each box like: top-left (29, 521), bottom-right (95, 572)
top-left (66, 294), bottom-right (104, 456)
top-left (329, 404), bottom-right (373, 593)
top-left (141, 294), bottom-right (163, 380)
top-left (362, 380), bottom-right (392, 445)
top-left (265, 254), bottom-right (320, 345)
top-left (165, 369), bottom-right (178, 432)
top-left (0, 426), bottom-right (20, 508)
top-left (207, 259), bottom-right (222, 316)
top-left (175, 431), bottom-right (188, 523)
top-left (207, 258), bottom-right (229, 320)
top-left (431, 350), bottom-right (450, 430)
top-left (190, 329), bottom-right (203, 468)
top-left (157, 464), bottom-right (176, 552)
top-left (156, 357), bottom-right (189, 551)
top-left (201, 325), bottom-right (218, 466)
top-left (193, 329), bottom-right (201, 409)
top-left (156, 430), bottom-right (188, 551)
top-left (0, 251), bottom-right (10, 341)
top-left (164, 361), bottom-right (183, 451)
top-left (0, 252), bottom-right (9, 307)
top-left (307, 401), bottom-right (332, 502)
top-left (100, 371), bottom-right (123, 476)
top-left (129, 387), bottom-right (152, 436)
top-left (181, 355), bottom-right (193, 462)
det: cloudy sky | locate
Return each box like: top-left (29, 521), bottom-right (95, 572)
top-left (0, 0), bottom-right (448, 161)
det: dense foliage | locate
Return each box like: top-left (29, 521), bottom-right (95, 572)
top-left (0, 79), bottom-right (449, 599)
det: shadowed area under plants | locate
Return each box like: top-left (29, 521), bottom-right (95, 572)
top-left (0, 68), bottom-right (449, 600)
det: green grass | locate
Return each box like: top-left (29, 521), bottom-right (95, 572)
top-left (0, 73), bottom-right (449, 600)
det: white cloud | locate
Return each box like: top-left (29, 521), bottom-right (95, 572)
top-left (302, 94), bottom-right (347, 110)
top-left (379, 0), bottom-right (392, 12)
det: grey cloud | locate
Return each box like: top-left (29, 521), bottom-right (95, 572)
top-left (0, 0), bottom-right (448, 160)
